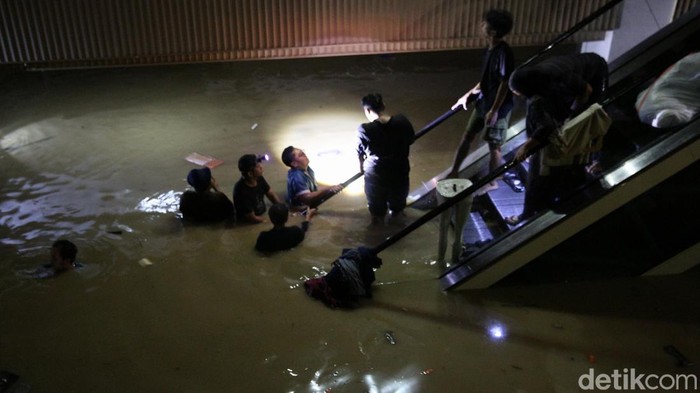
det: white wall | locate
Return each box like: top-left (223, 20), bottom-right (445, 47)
top-left (582, 0), bottom-right (677, 61)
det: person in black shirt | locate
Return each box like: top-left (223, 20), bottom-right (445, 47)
top-left (449, 9), bottom-right (515, 195)
top-left (357, 93), bottom-right (415, 225)
top-left (233, 154), bottom-right (283, 224)
top-left (255, 203), bottom-right (313, 252)
top-left (506, 52), bottom-right (609, 225)
top-left (179, 167), bottom-right (234, 223)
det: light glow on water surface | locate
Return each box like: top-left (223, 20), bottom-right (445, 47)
top-left (136, 190), bottom-right (182, 214)
top-left (487, 322), bottom-right (508, 341)
top-left (275, 111), bottom-right (366, 196)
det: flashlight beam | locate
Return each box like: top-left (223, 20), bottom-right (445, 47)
top-left (313, 102), bottom-right (471, 207)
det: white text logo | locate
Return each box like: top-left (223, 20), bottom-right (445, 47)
top-left (578, 368), bottom-right (697, 391)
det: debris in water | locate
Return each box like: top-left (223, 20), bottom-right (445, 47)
top-left (664, 344), bottom-right (694, 366)
top-left (384, 331), bottom-right (396, 345)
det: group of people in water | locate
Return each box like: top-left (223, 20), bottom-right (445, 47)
top-left (35, 8), bottom-right (612, 284)
top-left (177, 7), bottom-right (610, 255)
top-left (177, 86), bottom-right (424, 254)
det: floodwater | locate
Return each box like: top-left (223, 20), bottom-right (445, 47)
top-left (1, 52), bottom-right (699, 392)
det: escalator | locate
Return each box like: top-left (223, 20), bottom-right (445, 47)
top-left (436, 4), bottom-right (700, 289)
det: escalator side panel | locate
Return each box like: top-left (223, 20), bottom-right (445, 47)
top-left (441, 121), bottom-right (700, 290)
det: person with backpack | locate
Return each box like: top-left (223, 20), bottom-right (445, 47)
top-left (505, 52), bottom-right (609, 225)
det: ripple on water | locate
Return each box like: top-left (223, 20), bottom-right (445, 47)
top-left (0, 170), bottom-right (187, 293)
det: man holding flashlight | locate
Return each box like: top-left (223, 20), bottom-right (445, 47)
top-left (281, 146), bottom-right (344, 212)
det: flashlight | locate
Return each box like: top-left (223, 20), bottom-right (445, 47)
top-left (256, 154), bottom-right (269, 162)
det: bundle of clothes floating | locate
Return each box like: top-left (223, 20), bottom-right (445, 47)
top-left (304, 247), bottom-right (383, 309)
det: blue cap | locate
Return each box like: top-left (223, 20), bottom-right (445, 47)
top-left (187, 167), bottom-right (211, 192)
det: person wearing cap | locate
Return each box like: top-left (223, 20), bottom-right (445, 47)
top-left (179, 167), bottom-right (234, 222)
top-left (233, 154), bottom-right (283, 224)
top-left (357, 93), bottom-right (415, 225)
top-left (281, 146), bottom-right (343, 211)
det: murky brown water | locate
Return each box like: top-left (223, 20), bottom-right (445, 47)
top-left (1, 52), bottom-right (699, 392)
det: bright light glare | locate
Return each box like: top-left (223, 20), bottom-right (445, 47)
top-left (275, 111), bottom-right (365, 196)
top-left (304, 366), bottom-right (419, 393)
top-left (487, 323), bottom-right (507, 340)
top-left (136, 190), bottom-right (182, 213)
top-left (0, 123), bottom-right (54, 153)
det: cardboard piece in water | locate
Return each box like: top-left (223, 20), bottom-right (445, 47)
top-left (185, 152), bottom-right (224, 169)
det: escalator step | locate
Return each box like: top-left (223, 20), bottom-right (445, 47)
top-left (487, 179), bottom-right (525, 222)
top-left (462, 212), bottom-right (494, 245)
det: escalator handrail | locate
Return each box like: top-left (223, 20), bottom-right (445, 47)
top-left (441, 115), bottom-right (700, 289)
top-left (312, 106), bottom-right (465, 207)
top-left (331, 0), bottom-right (631, 255)
top-left (374, 47), bottom-right (687, 258)
top-left (519, 0), bottom-right (625, 69)
top-left (319, 0), bottom-right (625, 209)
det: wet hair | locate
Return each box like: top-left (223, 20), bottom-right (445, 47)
top-left (238, 154), bottom-right (258, 177)
top-left (483, 9), bottom-right (513, 38)
top-left (361, 93), bottom-right (385, 113)
top-left (281, 146), bottom-right (296, 167)
top-left (268, 203), bottom-right (289, 226)
top-left (52, 239), bottom-right (78, 262)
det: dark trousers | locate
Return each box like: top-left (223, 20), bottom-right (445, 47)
top-left (522, 150), bottom-right (587, 219)
top-left (364, 173), bottom-right (409, 217)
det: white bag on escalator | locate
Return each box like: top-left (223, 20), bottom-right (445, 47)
top-left (543, 102), bottom-right (612, 169)
top-left (635, 52), bottom-right (700, 128)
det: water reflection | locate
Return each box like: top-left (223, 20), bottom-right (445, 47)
top-left (0, 172), bottom-right (151, 249)
top-left (289, 365), bottom-right (421, 393)
top-left (0, 122), bottom-right (55, 153)
top-left (362, 367), bottom-right (421, 393)
top-left (135, 190), bottom-right (182, 214)
top-left (487, 322), bottom-right (507, 341)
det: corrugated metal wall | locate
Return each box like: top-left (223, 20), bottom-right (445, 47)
top-left (1, 0), bottom-right (623, 68)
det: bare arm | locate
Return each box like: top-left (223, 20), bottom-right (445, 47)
top-left (297, 184), bottom-right (343, 208)
top-left (485, 80), bottom-right (510, 125)
top-left (210, 176), bottom-right (222, 193)
top-left (243, 211), bottom-right (265, 224)
top-left (514, 137), bottom-right (541, 163)
top-left (265, 189), bottom-right (283, 205)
